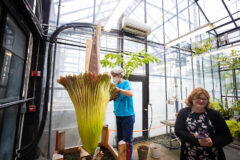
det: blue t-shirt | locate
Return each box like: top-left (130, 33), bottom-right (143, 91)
top-left (114, 80), bottom-right (134, 117)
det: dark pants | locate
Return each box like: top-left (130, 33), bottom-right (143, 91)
top-left (116, 115), bottom-right (135, 160)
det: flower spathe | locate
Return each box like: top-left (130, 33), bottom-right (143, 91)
top-left (57, 72), bottom-right (115, 155)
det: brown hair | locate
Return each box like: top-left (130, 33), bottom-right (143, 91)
top-left (185, 87), bottom-right (211, 108)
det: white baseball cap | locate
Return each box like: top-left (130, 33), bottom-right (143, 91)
top-left (111, 67), bottom-right (124, 77)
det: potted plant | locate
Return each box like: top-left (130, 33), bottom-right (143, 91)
top-left (226, 120), bottom-right (240, 141)
top-left (137, 145), bottom-right (149, 160)
top-left (231, 100), bottom-right (240, 116)
top-left (210, 99), bottom-right (233, 120)
top-left (210, 99), bottom-right (222, 111)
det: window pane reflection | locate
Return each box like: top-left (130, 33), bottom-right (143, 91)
top-left (3, 17), bottom-right (26, 59)
top-left (0, 15), bottom-right (27, 160)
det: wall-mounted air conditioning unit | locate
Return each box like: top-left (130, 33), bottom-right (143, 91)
top-left (122, 17), bottom-right (151, 37)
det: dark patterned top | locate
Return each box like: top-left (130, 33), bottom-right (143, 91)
top-left (175, 107), bottom-right (233, 160)
top-left (184, 111), bottom-right (218, 160)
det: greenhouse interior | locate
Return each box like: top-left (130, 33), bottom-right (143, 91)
top-left (0, 0), bottom-right (240, 160)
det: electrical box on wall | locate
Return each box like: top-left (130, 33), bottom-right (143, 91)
top-left (28, 105), bottom-right (36, 112)
top-left (31, 71), bottom-right (41, 77)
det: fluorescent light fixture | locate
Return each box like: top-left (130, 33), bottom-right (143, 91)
top-left (104, 0), bottom-right (134, 32)
top-left (209, 43), bottom-right (240, 55)
top-left (165, 23), bottom-right (214, 48)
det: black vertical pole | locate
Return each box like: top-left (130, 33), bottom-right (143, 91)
top-left (197, 6), bottom-right (205, 88)
top-left (210, 55), bottom-right (215, 99)
top-left (235, 70), bottom-right (238, 99)
top-left (233, 69), bottom-right (237, 99)
top-left (202, 56), bottom-right (205, 88)
top-left (176, 0), bottom-right (182, 110)
top-left (162, 0), bottom-right (168, 135)
top-left (47, 0), bottom-right (61, 158)
top-left (209, 33), bottom-right (215, 99)
top-left (188, 0), bottom-right (195, 89)
top-left (143, 0), bottom-right (149, 139)
top-left (219, 64), bottom-right (223, 103)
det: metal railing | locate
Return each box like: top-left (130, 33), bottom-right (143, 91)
top-left (0, 97), bottom-right (34, 110)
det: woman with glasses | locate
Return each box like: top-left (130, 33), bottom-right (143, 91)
top-left (175, 88), bottom-right (233, 160)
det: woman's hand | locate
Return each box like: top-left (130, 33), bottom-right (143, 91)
top-left (193, 132), bottom-right (198, 138)
top-left (198, 134), bottom-right (213, 147)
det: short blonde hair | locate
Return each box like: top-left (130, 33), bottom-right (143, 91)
top-left (185, 87), bottom-right (211, 108)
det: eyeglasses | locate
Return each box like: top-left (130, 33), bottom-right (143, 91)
top-left (195, 98), bottom-right (208, 101)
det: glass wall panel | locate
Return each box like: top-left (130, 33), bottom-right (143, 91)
top-left (0, 16), bottom-right (27, 160)
top-left (236, 70), bottom-right (240, 97)
top-left (181, 53), bottom-right (193, 103)
top-left (221, 71), bottom-right (234, 97)
top-left (198, 0), bottom-right (229, 27)
top-left (203, 55), bottom-right (214, 97)
top-left (178, 0), bottom-right (190, 37)
top-left (189, 2), bottom-right (200, 35)
top-left (3, 18), bottom-right (26, 59)
top-left (60, 0), bottom-right (94, 24)
top-left (123, 39), bottom-right (145, 75)
top-left (193, 56), bottom-right (204, 88)
top-left (211, 56), bottom-right (221, 100)
top-left (164, 0), bottom-right (178, 43)
top-left (131, 81), bottom-right (143, 138)
top-left (221, 70), bottom-right (235, 108)
top-left (148, 45), bottom-right (166, 137)
top-left (147, 0), bottom-right (163, 43)
top-left (47, 0), bottom-right (58, 34)
top-left (224, 0), bottom-right (240, 19)
top-left (94, 0), bottom-right (118, 25)
top-left (165, 48), bottom-right (181, 119)
top-left (48, 0), bottom-right (94, 34)
top-left (164, 16), bottom-right (178, 43)
top-left (125, 0), bottom-right (145, 23)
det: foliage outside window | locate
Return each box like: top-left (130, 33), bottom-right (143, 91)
top-left (192, 37), bottom-right (216, 57)
top-left (216, 50), bottom-right (240, 70)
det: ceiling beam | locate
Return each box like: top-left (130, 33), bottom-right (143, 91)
top-left (221, 0), bottom-right (238, 27)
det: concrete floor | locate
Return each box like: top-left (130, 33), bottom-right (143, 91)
top-left (132, 141), bottom-right (240, 160)
top-left (132, 141), bottom-right (180, 160)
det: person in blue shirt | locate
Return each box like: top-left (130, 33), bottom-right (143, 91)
top-left (111, 67), bottom-right (135, 160)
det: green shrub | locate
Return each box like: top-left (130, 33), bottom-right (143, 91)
top-left (226, 120), bottom-right (240, 138)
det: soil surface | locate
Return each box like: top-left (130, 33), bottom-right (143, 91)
top-left (62, 150), bottom-right (80, 160)
top-left (99, 146), bottom-right (115, 160)
top-left (60, 146), bottom-right (115, 160)
top-left (139, 147), bottom-right (148, 151)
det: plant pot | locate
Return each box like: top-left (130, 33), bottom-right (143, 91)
top-left (150, 143), bottom-right (161, 158)
top-left (237, 134), bottom-right (240, 142)
top-left (53, 126), bottom-right (122, 160)
top-left (233, 111), bottom-right (239, 116)
top-left (137, 145), bottom-right (149, 160)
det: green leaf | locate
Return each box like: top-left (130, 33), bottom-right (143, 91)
top-left (100, 50), bottom-right (161, 79)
